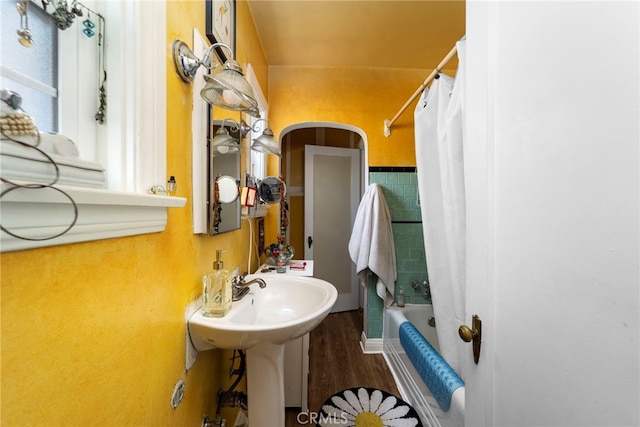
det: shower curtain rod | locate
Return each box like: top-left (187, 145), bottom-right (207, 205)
top-left (383, 43), bottom-right (459, 137)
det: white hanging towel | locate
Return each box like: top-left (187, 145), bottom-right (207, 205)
top-left (348, 183), bottom-right (397, 307)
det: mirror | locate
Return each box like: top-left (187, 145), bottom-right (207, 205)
top-left (209, 118), bottom-right (241, 235)
top-left (258, 176), bottom-right (286, 204)
top-left (216, 175), bottom-right (239, 203)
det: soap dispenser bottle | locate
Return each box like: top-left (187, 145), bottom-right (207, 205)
top-left (202, 250), bottom-right (232, 317)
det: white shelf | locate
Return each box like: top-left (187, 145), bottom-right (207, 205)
top-left (1, 182), bottom-right (186, 252)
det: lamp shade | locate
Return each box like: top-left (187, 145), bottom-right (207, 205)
top-left (201, 60), bottom-right (259, 117)
top-left (211, 127), bottom-right (239, 155)
top-left (251, 127), bottom-right (281, 156)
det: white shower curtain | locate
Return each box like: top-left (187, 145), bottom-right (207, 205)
top-left (414, 40), bottom-right (466, 375)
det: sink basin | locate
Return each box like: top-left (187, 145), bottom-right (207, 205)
top-left (188, 274), bottom-right (338, 350)
top-left (187, 274), bottom-right (337, 426)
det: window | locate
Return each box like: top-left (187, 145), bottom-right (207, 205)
top-left (0, 0), bottom-right (184, 253)
top-left (1, 0), bottom-right (59, 132)
top-left (1, 0), bottom-right (167, 192)
top-left (1, 0), bottom-right (102, 164)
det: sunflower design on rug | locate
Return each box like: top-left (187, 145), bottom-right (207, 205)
top-left (318, 387), bottom-right (423, 426)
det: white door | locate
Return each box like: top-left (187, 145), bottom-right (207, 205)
top-left (463, 2), bottom-right (639, 426)
top-left (305, 145), bottom-right (360, 312)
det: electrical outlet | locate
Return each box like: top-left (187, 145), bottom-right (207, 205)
top-left (170, 379), bottom-right (185, 410)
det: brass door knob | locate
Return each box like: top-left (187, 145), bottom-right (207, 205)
top-left (458, 324), bottom-right (477, 342)
top-left (459, 315), bottom-right (482, 364)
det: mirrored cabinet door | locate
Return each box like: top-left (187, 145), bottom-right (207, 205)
top-left (209, 116), bottom-right (241, 235)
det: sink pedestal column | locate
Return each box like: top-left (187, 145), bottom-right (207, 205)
top-left (246, 342), bottom-right (286, 426)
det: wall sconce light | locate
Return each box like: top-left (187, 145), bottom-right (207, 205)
top-left (172, 39), bottom-right (259, 117)
top-left (211, 119), bottom-right (240, 156)
top-left (245, 118), bottom-right (280, 157)
top-left (215, 118), bottom-right (281, 157)
top-left (248, 119), bottom-right (280, 157)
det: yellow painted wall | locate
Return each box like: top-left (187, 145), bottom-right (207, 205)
top-left (1, 1), bottom-right (267, 425)
top-left (268, 65), bottom-right (457, 168)
top-left (262, 65), bottom-right (456, 245)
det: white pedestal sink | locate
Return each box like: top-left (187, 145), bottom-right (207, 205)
top-left (188, 275), bottom-right (337, 426)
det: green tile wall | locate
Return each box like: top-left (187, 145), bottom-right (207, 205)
top-left (365, 170), bottom-right (431, 339)
top-left (366, 275), bottom-right (384, 338)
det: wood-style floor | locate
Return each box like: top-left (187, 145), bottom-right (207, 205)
top-left (284, 310), bottom-right (399, 426)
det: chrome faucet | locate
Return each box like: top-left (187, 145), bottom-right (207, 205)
top-left (422, 280), bottom-right (432, 300)
top-left (232, 274), bottom-right (267, 301)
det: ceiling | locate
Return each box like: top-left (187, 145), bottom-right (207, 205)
top-left (246, 0), bottom-right (466, 70)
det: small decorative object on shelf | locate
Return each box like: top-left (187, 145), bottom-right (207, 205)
top-left (265, 236), bottom-right (294, 266)
top-left (166, 176), bottom-right (177, 196)
top-left (149, 185), bottom-right (166, 195)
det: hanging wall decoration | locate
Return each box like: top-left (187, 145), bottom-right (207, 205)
top-left (205, 0), bottom-right (236, 62)
top-left (16, 0), bottom-right (107, 124)
top-left (16, 0), bottom-right (33, 47)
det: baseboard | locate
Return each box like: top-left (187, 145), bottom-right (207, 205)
top-left (360, 331), bottom-right (383, 354)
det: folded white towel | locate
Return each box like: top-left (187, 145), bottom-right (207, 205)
top-left (348, 183), bottom-right (397, 307)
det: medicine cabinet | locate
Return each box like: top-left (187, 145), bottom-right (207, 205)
top-left (209, 117), bottom-right (241, 235)
top-left (191, 61), bottom-right (269, 234)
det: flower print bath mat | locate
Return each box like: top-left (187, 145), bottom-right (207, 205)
top-left (318, 387), bottom-right (423, 426)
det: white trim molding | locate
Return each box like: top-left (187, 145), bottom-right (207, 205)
top-left (360, 331), bottom-right (383, 354)
top-left (1, 183), bottom-right (185, 252)
top-left (191, 29), bottom-right (209, 234)
top-left (101, 0), bottom-right (167, 192)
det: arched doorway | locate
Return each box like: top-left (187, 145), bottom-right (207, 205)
top-left (280, 122), bottom-right (367, 311)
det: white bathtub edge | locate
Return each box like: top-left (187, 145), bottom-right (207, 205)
top-left (383, 304), bottom-right (465, 427)
top-left (451, 387), bottom-right (465, 416)
top-left (382, 349), bottom-right (410, 400)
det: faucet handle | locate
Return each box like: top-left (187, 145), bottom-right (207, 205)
top-left (411, 280), bottom-right (420, 289)
top-left (422, 279), bottom-right (431, 300)
top-left (232, 274), bottom-right (244, 286)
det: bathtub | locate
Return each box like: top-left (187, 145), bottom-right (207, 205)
top-left (383, 304), bottom-right (465, 427)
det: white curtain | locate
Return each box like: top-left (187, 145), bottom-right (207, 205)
top-left (414, 40), bottom-right (466, 375)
